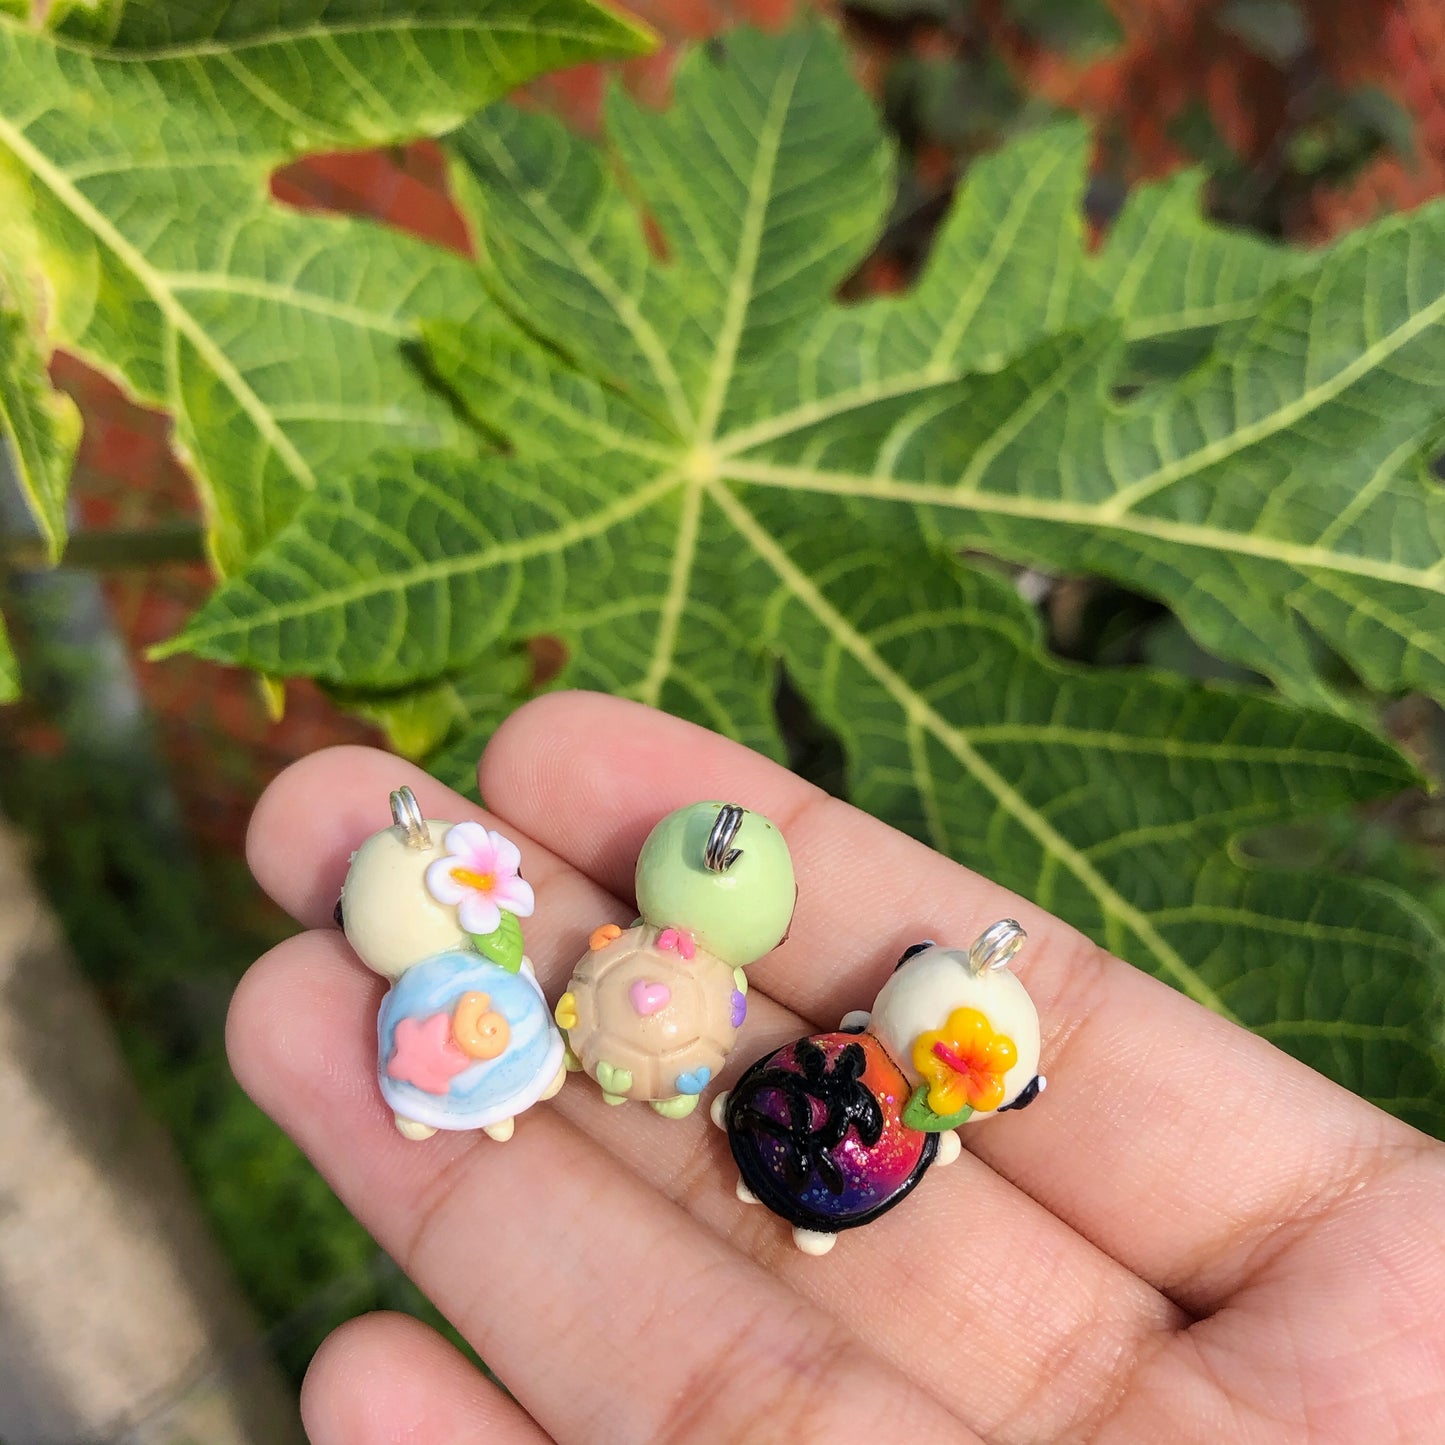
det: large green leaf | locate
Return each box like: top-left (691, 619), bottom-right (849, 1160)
top-left (162, 24), bottom-right (1445, 1117)
top-left (0, 0), bottom-right (649, 572)
top-left (0, 245), bottom-right (78, 563)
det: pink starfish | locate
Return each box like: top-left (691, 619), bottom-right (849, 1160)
top-left (387, 1013), bottom-right (471, 1095)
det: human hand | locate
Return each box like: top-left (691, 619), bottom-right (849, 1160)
top-left (234, 693), bottom-right (1445, 1444)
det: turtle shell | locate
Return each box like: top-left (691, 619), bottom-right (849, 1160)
top-left (564, 923), bottom-right (745, 1101)
top-left (725, 1031), bottom-right (937, 1234)
top-left (378, 950), bottom-right (563, 1131)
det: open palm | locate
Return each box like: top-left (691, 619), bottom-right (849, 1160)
top-left (233, 693), bottom-right (1445, 1443)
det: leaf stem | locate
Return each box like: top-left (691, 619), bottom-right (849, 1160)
top-left (0, 524), bottom-right (206, 572)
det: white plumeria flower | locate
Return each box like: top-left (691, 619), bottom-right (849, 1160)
top-left (424, 822), bottom-right (535, 936)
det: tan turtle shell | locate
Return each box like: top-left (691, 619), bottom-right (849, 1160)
top-left (564, 923), bottom-right (741, 1102)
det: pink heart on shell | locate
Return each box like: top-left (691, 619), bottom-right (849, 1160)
top-left (629, 979), bottom-right (671, 1016)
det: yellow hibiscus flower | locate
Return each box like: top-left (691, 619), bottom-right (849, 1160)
top-left (912, 1007), bottom-right (1017, 1116)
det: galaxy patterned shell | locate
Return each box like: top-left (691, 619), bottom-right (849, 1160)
top-left (724, 1031), bottom-right (937, 1234)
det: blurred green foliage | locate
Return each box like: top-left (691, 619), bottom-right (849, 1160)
top-left (0, 562), bottom-right (473, 1383)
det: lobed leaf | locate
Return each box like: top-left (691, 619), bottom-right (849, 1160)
top-left (0, 0), bottom-right (650, 571)
top-left (166, 23), bottom-right (1445, 1117)
top-left (735, 206), bottom-right (1445, 706)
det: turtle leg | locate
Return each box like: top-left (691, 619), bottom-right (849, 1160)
top-left (838, 1009), bottom-right (872, 1032)
top-left (394, 1114), bottom-right (437, 1142)
top-left (934, 1129), bottom-right (963, 1167)
top-left (483, 1117), bottom-right (516, 1142)
top-left (650, 1094), bottom-right (700, 1119)
top-left (792, 1227), bottom-right (838, 1256)
top-left (541, 1064), bottom-right (567, 1101)
top-left (595, 1061), bottom-right (633, 1103)
top-left (708, 1093), bottom-right (754, 1200)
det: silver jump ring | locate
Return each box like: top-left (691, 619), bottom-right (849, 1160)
top-left (968, 919), bottom-right (1026, 975)
top-left (389, 786), bottom-right (431, 849)
top-left (704, 803), bottom-right (745, 872)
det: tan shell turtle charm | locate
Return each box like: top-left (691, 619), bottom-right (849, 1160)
top-left (556, 802), bottom-right (796, 1118)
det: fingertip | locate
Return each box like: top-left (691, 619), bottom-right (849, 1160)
top-left (302, 1312), bottom-right (546, 1445)
top-left (300, 1313), bottom-right (390, 1445)
top-left (247, 745), bottom-right (392, 927)
top-left (247, 745), bottom-right (486, 928)
top-left (226, 931), bottom-right (382, 1120)
top-left (479, 690), bottom-right (638, 813)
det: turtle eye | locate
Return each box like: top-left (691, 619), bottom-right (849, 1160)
top-left (998, 1075), bottom-right (1045, 1112)
top-left (894, 940), bottom-right (934, 971)
top-left (333, 896), bottom-right (345, 929)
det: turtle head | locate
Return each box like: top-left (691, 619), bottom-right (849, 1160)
top-left (633, 801), bottom-right (795, 968)
top-left (339, 788), bottom-right (468, 979)
top-left (868, 924), bottom-right (1042, 1122)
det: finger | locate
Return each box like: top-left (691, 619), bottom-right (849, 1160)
top-left (478, 691), bottom-right (1429, 1315)
top-left (229, 931), bottom-right (979, 1445)
top-left (301, 1312), bottom-right (550, 1445)
top-left (246, 748), bottom-right (1182, 1437)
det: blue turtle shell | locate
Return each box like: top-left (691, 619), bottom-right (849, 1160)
top-left (724, 1030), bottom-right (937, 1234)
top-left (378, 949), bottom-right (563, 1131)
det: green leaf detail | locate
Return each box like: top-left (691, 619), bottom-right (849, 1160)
top-left (0, 247), bottom-right (78, 564)
top-left (0, 614), bottom-right (19, 704)
top-left (902, 1083), bottom-right (973, 1133)
top-left (338, 648), bottom-right (532, 783)
top-left (163, 24), bottom-right (1445, 1123)
top-left (0, 1), bottom-right (650, 573)
top-left (471, 909), bottom-right (523, 973)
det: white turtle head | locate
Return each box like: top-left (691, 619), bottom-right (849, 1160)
top-left (869, 922), bottom-right (1041, 1123)
top-left (338, 788), bottom-right (469, 980)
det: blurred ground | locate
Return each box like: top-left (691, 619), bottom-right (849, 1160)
top-left (3, 0), bottom-right (1444, 1399)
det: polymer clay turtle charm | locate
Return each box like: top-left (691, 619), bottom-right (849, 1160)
top-left (337, 787), bottom-right (565, 1142)
top-left (712, 921), bottom-right (1045, 1253)
top-left (556, 802), bottom-right (795, 1118)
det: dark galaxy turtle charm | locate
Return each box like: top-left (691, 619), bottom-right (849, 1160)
top-left (711, 922), bottom-right (1046, 1254)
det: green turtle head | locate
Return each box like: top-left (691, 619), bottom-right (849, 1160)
top-left (633, 801), bottom-right (795, 967)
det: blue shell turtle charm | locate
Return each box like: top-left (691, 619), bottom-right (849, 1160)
top-left (338, 787), bottom-right (565, 1141)
top-left (712, 923), bottom-right (1046, 1253)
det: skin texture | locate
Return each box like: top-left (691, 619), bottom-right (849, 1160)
top-left (235, 692), bottom-right (1445, 1445)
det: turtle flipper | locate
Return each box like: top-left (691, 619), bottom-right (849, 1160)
top-left (651, 1094), bottom-right (700, 1119)
top-left (595, 1060), bottom-right (633, 1104)
top-left (792, 1227), bottom-right (837, 1255)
